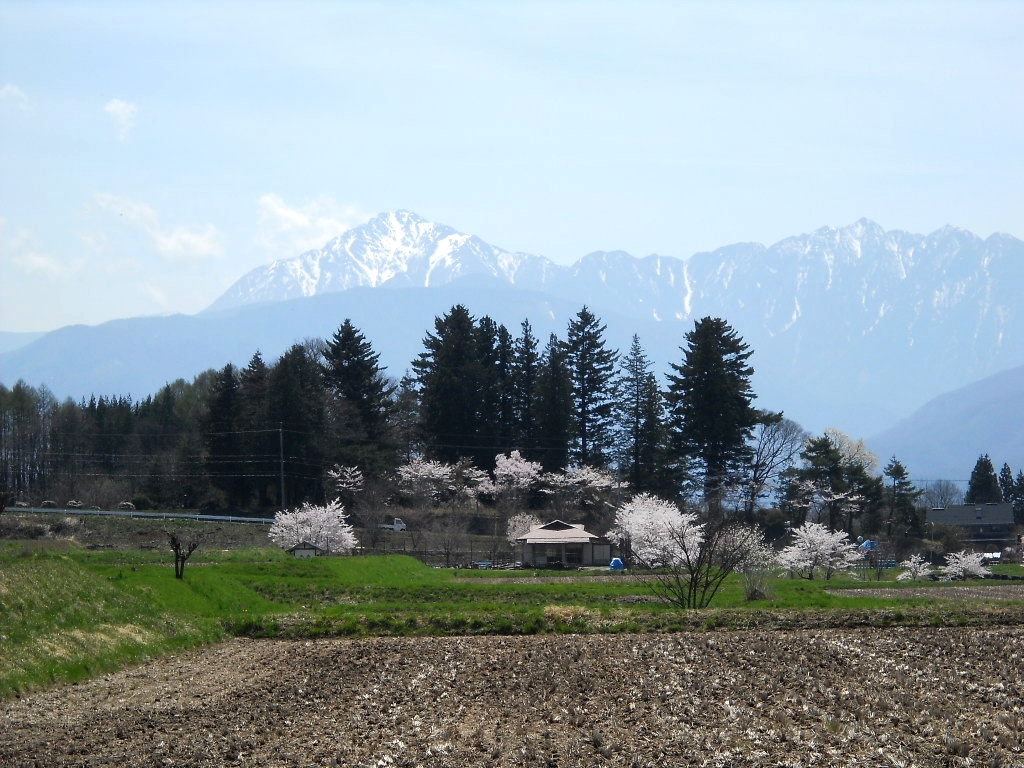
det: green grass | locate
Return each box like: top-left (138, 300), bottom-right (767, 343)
top-left (3, 541), bottom-right (1024, 698)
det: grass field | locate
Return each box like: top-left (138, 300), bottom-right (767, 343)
top-left (2, 529), bottom-right (1024, 700)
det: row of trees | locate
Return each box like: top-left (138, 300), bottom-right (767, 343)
top-left (3, 305), bottom-right (1022, 542)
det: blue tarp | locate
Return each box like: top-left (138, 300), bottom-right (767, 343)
top-left (609, 557), bottom-right (625, 571)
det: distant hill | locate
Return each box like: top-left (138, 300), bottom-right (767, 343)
top-left (869, 364), bottom-right (1024, 482)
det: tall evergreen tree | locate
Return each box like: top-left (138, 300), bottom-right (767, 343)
top-left (782, 433), bottom-right (884, 535)
top-left (321, 320), bottom-right (395, 474)
top-left (412, 305), bottom-right (483, 464)
top-left (998, 462), bottom-right (1016, 505)
top-left (511, 319), bottom-right (541, 457)
top-left (534, 333), bottom-right (573, 473)
top-left (474, 316), bottom-right (516, 469)
top-left (268, 344), bottom-right (329, 507)
top-left (1013, 470), bottom-right (1024, 524)
top-left (965, 454), bottom-right (1002, 504)
top-left (615, 334), bottom-right (667, 493)
top-left (665, 316), bottom-right (765, 507)
top-left (204, 363), bottom-right (248, 508)
top-left (883, 456), bottom-right (923, 535)
top-left (238, 351), bottom-right (277, 508)
top-left (564, 307), bottom-right (619, 468)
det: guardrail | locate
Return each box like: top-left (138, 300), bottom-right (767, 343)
top-left (3, 506), bottom-right (272, 525)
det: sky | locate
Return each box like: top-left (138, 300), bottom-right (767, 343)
top-left (1, 1), bottom-right (1022, 334)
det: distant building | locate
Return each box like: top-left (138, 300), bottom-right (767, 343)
top-left (287, 540), bottom-right (327, 558)
top-left (516, 520), bottom-right (612, 568)
top-left (926, 503), bottom-right (1015, 549)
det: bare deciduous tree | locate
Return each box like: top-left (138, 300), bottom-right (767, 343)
top-left (164, 526), bottom-right (207, 579)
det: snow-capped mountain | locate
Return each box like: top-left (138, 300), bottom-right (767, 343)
top-left (208, 210), bottom-right (556, 311)
top-left (3, 211), bottom-right (1022, 479)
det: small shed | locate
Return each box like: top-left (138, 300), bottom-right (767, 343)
top-left (926, 503), bottom-right (1016, 549)
top-left (287, 540), bottom-right (327, 558)
top-left (516, 520), bottom-right (611, 568)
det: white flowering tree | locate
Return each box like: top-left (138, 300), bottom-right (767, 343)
top-left (734, 528), bottom-right (779, 600)
top-left (269, 500), bottom-right (357, 554)
top-left (493, 451), bottom-right (542, 508)
top-left (397, 458), bottom-right (454, 507)
top-left (777, 521), bottom-right (861, 580)
top-left (506, 513), bottom-right (542, 547)
top-left (939, 550), bottom-right (991, 581)
top-left (326, 464), bottom-right (364, 500)
top-left (612, 493), bottom-right (761, 608)
top-left (896, 553), bottom-right (933, 581)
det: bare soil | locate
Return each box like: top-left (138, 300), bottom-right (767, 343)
top-left (3, 628), bottom-right (1023, 767)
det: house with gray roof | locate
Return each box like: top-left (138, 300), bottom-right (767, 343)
top-left (516, 519), bottom-right (612, 568)
top-left (926, 503), bottom-right (1016, 549)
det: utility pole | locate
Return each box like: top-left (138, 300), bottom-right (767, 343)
top-left (279, 423), bottom-right (286, 511)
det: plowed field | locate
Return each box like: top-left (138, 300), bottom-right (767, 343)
top-left (3, 627), bottom-right (1023, 767)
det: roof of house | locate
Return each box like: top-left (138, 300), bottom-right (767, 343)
top-left (287, 540), bottom-right (326, 552)
top-left (517, 519), bottom-right (608, 544)
top-left (926, 503), bottom-right (1015, 527)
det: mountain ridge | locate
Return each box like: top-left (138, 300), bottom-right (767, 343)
top-left (3, 212), bottom-right (1022, 480)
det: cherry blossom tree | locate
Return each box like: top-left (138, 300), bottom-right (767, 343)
top-left (612, 493), bottom-right (761, 608)
top-left (326, 464), bottom-right (364, 498)
top-left (939, 550), bottom-right (991, 581)
top-left (735, 530), bottom-right (779, 600)
top-left (506, 513), bottom-right (542, 547)
top-left (269, 500), bottom-right (357, 553)
top-left (397, 457), bottom-right (454, 508)
top-left (495, 450), bottom-right (544, 493)
top-left (896, 553), bottom-right (933, 581)
top-left (777, 521), bottom-right (860, 580)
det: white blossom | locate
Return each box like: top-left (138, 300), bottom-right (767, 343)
top-left (896, 553), bottom-right (933, 581)
top-left (777, 521), bottom-right (860, 580)
top-left (612, 492), bottom-right (703, 567)
top-left (939, 550), bottom-right (991, 581)
top-left (506, 513), bottom-right (542, 546)
top-left (269, 500), bottom-right (357, 553)
top-left (493, 450), bottom-right (542, 492)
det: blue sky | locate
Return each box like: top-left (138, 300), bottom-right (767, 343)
top-left (1, 1), bottom-right (1021, 333)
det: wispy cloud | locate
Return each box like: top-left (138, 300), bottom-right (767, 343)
top-left (0, 83), bottom-right (29, 111)
top-left (256, 194), bottom-right (369, 259)
top-left (95, 192), bottom-right (223, 260)
top-left (0, 217), bottom-right (79, 278)
top-left (104, 98), bottom-right (137, 140)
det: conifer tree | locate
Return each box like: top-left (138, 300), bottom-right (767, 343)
top-left (564, 307), bottom-right (619, 468)
top-left (998, 462), bottom-right (1016, 506)
top-left (412, 305), bottom-right (483, 464)
top-left (883, 456), bottom-right (923, 535)
top-left (534, 333), bottom-right (572, 472)
top-left (965, 454), bottom-right (1002, 504)
top-left (511, 319), bottom-right (541, 457)
top-left (615, 334), bottom-right (667, 493)
top-left (204, 363), bottom-right (248, 508)
top-left (322, 319), bottom-right (395, 474)
top-left (665, 316), bottom-right (764, 508)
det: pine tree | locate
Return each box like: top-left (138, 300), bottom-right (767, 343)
top-left (965, 454), bottom-right (1002, 504)
top-left (564, 307), bottom-right (619, 468)
top-left (412, 305), bottom-right (483, 465)
top-left (268, 344), bottom-right (329, 507)
top-left (883, 456), bottom-right (923, 535)
top-left (204, 363), bottom-right (248, 508)
top-left (474, 317), bottom-right (515, 469)
top-left (511, 320), bottom-right (541, 457)
top-left (665, 316), bottom-right (764, 508)
top-left (615, 334), bottom-right (667, 493)
top-left (238, 352), bottom-right (276, 508)
top-left (534, 333), bottom-right (573, 473)
top-left (321, 320), bottom-right (395, 474)
top-left (998, 462), bottom-right (1016, 505)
